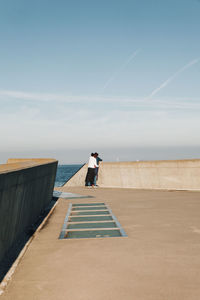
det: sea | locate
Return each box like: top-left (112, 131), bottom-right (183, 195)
top-left (54, 164), bottom-right (83, 187)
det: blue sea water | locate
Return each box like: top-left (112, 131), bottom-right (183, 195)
top-left (54, 164), bottom-right (83, 187)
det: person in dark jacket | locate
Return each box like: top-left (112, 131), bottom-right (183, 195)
top-left (93, 152), bottom-right (102, 186)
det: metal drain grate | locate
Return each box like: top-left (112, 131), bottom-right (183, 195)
top-left (59, 203), bottom-right (127, 239)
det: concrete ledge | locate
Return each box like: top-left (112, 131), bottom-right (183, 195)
top-left (65, 159), bottom-right (200, 190)
top-left (0, 158), bottom-right (57, 174)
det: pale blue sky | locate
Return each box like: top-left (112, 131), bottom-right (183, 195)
top-left (0, 0), bottom-right (200, 163)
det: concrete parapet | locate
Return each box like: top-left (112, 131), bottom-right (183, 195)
top-left (64, 164), bottom-right (88, 187)
top-left (64, 159), bottom-right (200, 190)
top-left (0, 158), bottom-right (58, 265)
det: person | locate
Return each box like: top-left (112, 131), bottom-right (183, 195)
top-left (85, 153), bottom-right (98, 187)
top-left (94, 152), bottom-right (102, 186)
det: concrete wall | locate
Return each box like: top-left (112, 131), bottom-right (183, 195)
top-left (0, 158), bottom-right (58, 264)
top-left (64, 159), bottom-right (200, 190)
top-left (65, 164), bottom-right (88, 187)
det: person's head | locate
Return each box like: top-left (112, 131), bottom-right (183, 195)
top-left (94, 152), bottom-right (98, 158)
top-left (91, 153), bottom-right (94, 156)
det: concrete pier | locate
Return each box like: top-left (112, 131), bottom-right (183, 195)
top-left (1, 185), bottom-right (200, 300)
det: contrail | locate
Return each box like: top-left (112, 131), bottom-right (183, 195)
top-left (148, 58), bottom-right (199, 98)
top-left (102, 49), bottom-right (140, 91)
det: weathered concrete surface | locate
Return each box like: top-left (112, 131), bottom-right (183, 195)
top-left (65, 159), bottom-right (200, 190)
top-left (65, 164), bottom-right (88, 186)
top-left (0, 158), bottom-right (58, 265)
top-left (1, 186), bottom-right (200, 300)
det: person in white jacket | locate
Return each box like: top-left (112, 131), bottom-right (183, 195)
top-left (85, 153), bottom-right (98, 187)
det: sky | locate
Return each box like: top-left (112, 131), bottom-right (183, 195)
top-left (0, 0), bottom-right (200, 164)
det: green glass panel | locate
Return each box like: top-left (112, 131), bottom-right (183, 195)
top-left (71, 211), bottom-right (110, 216)
top-left (72, 206), bottom-right (107, 211)
top-left (67, 222), bottom-right (117, 229)
top-left (65, 230), bottom-right (121, 239)
top-left (69, 216), bottom-right (113, 222)
top-left (72, 203), bottom-right (105, 207)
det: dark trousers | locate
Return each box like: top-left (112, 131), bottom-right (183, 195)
top-left (85, 168), bottom-right (95, 186)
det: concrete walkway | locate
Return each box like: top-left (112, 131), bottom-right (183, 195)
top-left (1, 187), bottom-right (200, 300)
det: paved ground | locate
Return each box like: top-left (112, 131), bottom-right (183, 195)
top-left (1, 187), bottom-right (200, 300)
